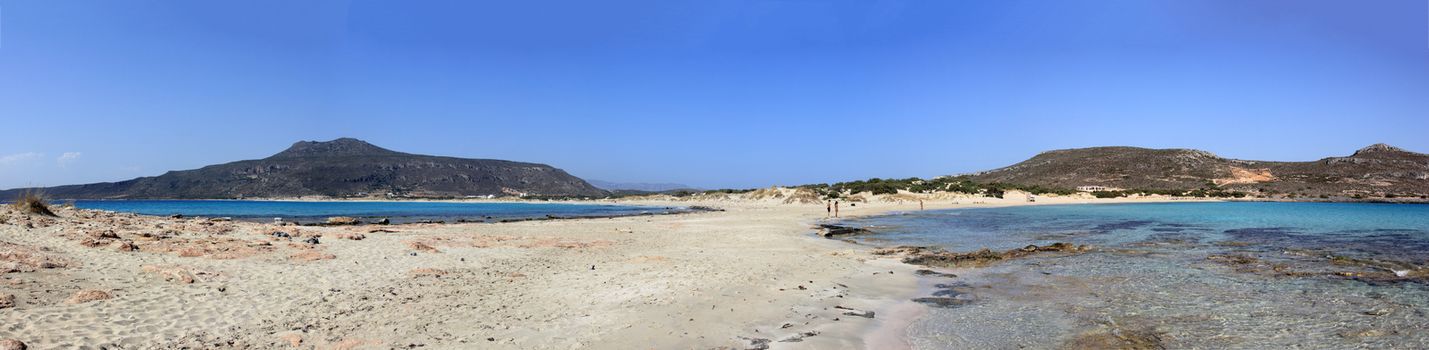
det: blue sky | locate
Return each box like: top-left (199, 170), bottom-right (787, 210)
top-left (2, 0), bottom-right (1426, 189)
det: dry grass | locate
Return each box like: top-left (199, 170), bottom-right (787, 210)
top-left (10, 189), bottom-right (55, 216)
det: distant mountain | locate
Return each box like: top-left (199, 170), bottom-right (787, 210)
top-left (1, 138), bottom-right (607, 199)
top-left (586, 180), bottom-right (697, 192)
top-left (966, 144), bottom-right (1429, 198)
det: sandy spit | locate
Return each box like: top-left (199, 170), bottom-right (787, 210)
top-left (0, 191), bottom-right (1192, 349)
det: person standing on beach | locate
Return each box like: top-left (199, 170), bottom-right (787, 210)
top-left (826, 201), bottom-right (832, 217)
top-left (919, 199), bottom-right (924, 211)
top-left (834, 201), bottom-right (840, 218)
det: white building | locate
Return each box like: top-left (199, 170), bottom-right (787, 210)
top-left (1076, 185), bottom-right (1112, 192)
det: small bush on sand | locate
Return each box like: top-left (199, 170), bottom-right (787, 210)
top-left (11, 190), bottom-right (55, 216)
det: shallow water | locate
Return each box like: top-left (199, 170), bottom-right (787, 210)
top-left (842, 202), bottom-right (1429, 349)
top-left (71, 200), bottom-right (674, 224)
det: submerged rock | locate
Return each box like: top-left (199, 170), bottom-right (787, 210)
top-left (816, 224), bottom-right (874, 238)
top-left (1064, 324), bottom-right (1165, 349)
top-left (834, 305), bottom-right (875, 318)
top-left (914, 269), bottom-right (957, 278)
top-left (900, 242), bottom-right (1090, 268)
top-left (912, 297), bottom-right (973, 308)
top-left (1206, 249), bottom-right (1429, 284)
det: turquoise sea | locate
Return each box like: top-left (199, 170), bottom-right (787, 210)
top-left (71, 200), bottom-right (674, 224)
top-left (840, 202), bottom-right (1429, 349)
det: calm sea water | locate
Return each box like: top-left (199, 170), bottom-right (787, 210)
top-left (840, 202), bottom-right (1429, 349)
top-left (72, 200), bottom-right (674, 224)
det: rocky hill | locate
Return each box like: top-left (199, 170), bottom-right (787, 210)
top-left (2, 138), bottom-right (607, 199)
top-left (966, 144), bottom-right (1429, 198)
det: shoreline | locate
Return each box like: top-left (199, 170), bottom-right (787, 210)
top-left (1, 193), bottom-right (1197, 348)
top-left (790, 195), bottom-right (1211, 349)
top-left (43, 194), bottom-right (1425, 205)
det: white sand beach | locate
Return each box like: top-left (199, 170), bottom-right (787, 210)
top-left (0, 191), bottom-right (1186, 349)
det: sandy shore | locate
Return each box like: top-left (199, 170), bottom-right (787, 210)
top-left (0, 193), bottom-right (1188, 349)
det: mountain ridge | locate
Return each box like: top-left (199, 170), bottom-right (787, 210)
top-left (1, 138), bottom-right (607, 199)
top-left (965, 144), bottom-right (1428, 198)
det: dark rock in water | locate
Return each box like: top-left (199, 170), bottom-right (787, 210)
top-left (915, 269), bottom-right (958, 278)
top-left (304, 237), bottom-right (320, 245)
top-left (843, 310), bottom-right (874, 318)
top-left (1224, 227), bottom-right (1300, 237)
top-left (1065, 324), bottom-right (1167, 349)
top-left (1091, 220), bottom-right (1154, 233)
top-left (834, 305), bottom-right (875, 318)
top-left (817, 224), bottom-right (874, 238)
top-left (376, 218), bottom-right (390, 225)
top-left (902, 242), bottom-right (1090, 268)
top-left (912, 297), bottom-right (974, 308)
top-left (873, 246), bottom-right (929, 256)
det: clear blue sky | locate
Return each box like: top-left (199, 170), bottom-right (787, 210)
top-left (2, 0), bottom-right (1426, 189)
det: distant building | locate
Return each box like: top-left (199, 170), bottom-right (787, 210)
top-left (1077, 185), bottom-right (1112, 192)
